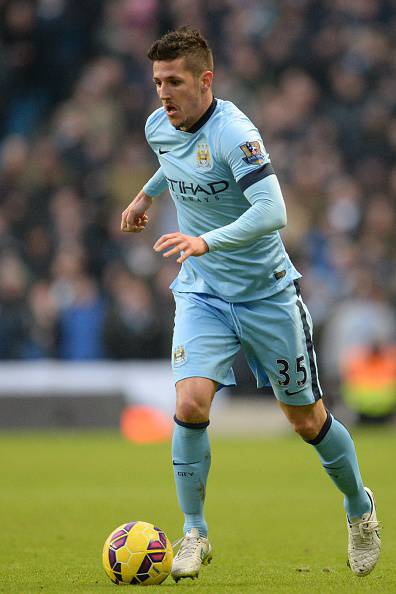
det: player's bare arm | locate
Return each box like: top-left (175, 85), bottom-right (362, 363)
top-left (121, 190), bottom-right (152, 233)
top-left (154, 232), bottom-right (208, 264)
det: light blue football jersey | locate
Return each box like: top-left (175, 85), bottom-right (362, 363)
top-left (143, 98), bottom-right (300, 302)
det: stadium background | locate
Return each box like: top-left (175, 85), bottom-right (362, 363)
top-left (0, 0), bottom-right (395, 424)
top-left (1, 2), bottom-right (396, 593)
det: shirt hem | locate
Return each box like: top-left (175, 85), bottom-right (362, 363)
top-left (170, 271), bottom-right (302, 303)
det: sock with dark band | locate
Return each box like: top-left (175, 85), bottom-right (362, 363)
top-left (308, 411), bottom-right (371, 520)
top-left (172, 416), bottom-right (211, 536)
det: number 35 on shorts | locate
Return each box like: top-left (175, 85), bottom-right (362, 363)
top-left (276, 355), bottom-right (307, 388)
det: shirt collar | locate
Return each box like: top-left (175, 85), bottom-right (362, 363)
top-left (178, 98), bottom-right (217, 134)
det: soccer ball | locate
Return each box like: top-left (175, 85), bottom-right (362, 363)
top-left (102, 521), bottom-right (173, 585)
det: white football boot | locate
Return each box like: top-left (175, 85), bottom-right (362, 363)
top-left (347, 487), bottom-right (381, 576)
top-left (171, 528), bottom-right (212, 582)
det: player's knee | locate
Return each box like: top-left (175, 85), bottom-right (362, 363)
top-left (292, 417), bottom-right (319, 441)
top-left (175, 378), bottom-right (214, 423)
top-left (282, 400), bottom-right (327, 441)
top-left (176, 386), bottom-right (211, 423)
top-left (176, 397), bottom-right (208, 423)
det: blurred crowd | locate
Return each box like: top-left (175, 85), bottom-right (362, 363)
top-left (0, 0), bottom-right (395, 396)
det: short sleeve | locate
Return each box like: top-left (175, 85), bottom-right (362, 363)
top-left (219, 119), bottom-right (275, 192)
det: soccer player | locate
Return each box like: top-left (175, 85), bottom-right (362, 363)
top-left (121, 26), bottom-right (380, 582)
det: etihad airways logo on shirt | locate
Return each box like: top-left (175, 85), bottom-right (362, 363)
top-left (165, 176), bottom-right (229, 199)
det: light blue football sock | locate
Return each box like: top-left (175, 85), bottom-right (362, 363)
top-left (308, 411), bottom-right (371, 520)
top-left (172, 417), bottom-right (211, 537)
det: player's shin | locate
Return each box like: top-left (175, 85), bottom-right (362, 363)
top-left (172, 418), bottom-right (211, 537)
top-left (307, 411), bottom-right (371, 520)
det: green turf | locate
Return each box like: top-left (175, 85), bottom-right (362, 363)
top-left (0, 426), bottom-right (394, 593)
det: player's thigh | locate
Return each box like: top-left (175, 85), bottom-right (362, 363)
top-left (240, 282), bottom-right (323, 406)
top-left (172, 291), bottom-right (240, 387)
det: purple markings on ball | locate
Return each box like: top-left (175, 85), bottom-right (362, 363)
top-left (137, 555), bottom-right (152, 574)
top-left (158, 532), bottom-right (167, 547)
top-left (130, 577), bottom-right (140, 585)
top-left (108, 548), bottom-right (117, 568)
top-left (148, 552), bottom-right (165, 563)
top-left (147, 540), bottom-right (162, 550)
top-left (154, 526), bottom-right (161, 531)
top-left (112, 535), bottom-right (127, 550)
top-left (111, 529), bottom-right (125, 541)
top-left (138, 573), bottom-right (150, 582)
top-left (123, 521), bottom-right (137, 532)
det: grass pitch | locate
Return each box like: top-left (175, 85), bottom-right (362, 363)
top-left (0, 426), bottom-right (395, 594)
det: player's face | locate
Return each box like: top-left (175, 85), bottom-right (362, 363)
top-left (153, 58), bottom-right (213, 131)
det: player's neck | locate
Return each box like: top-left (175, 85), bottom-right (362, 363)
top-left (179, 95), bottom-right (216, 133)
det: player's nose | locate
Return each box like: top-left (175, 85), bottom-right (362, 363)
top-left (158, 84), bottom-right (171, 100)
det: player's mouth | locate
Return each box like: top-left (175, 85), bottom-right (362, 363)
top-left (164, 103), bottom-right (179, 117)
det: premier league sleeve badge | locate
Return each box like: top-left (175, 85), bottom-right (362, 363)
top-left (239, 141), bottom-right (265, 165)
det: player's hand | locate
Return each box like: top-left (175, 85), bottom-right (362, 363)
top-left (121, 193), bottom-right (152, 233)
top-left (153, 232), bottom-right (209, 264)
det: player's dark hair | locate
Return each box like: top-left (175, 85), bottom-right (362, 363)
top-left (147, 26), bottom-right (214, 76)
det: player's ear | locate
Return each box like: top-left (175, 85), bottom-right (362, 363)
top-left (200, 70), bottom-right (214, 92)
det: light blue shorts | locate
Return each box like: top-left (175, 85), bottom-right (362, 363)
top-left (171, 281), bottom-right (323, 406)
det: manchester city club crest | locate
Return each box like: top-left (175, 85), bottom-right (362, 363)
top-left (196, 143), bottom-right (211, 168)
top-left (173, 345), bottom-right (187, 366)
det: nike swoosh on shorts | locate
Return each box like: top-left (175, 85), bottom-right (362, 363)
top-left (285, 386), bottom-right (306, 396)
